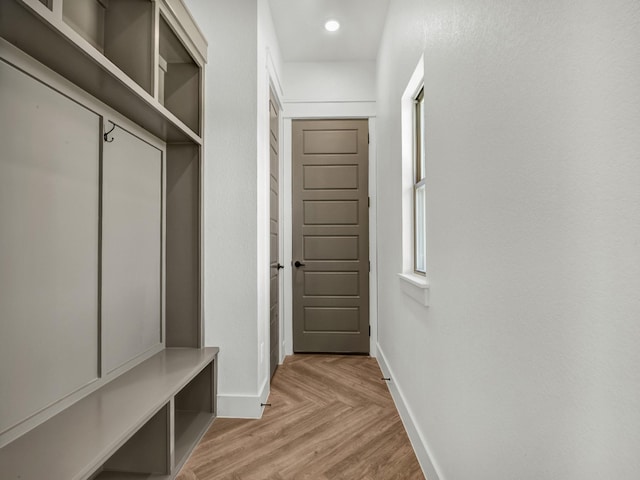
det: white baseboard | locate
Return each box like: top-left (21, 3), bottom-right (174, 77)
top-left (376, 344), bottom-right (443, 480)
top-left (217, 379), bottom-right (270, 419)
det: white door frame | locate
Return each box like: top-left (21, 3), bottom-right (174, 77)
top-left (282, 102), bottom-right (378, 358)
top-left (258, 48), bottom-right (285, 397)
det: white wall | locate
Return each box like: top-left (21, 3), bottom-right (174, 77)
top-left (183, 0), bottom-right (260, 417)
top-left (376, 0), bottom-right (640, 479)
top-left (283, 61), bottom-right (376, 102)
top-left (184, 0), bottom-right (283, 418)
top-left (282, 61), bottom-right (376, 118)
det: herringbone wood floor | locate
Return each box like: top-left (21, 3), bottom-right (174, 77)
top-left (177, 355), bottom-right (425, 480)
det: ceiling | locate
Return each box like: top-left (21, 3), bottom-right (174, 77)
top-left (268, 0), bottom-right (390, 62)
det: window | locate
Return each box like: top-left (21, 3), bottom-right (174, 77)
top-left (399, 56), bottom-right (429, 304)
top-left (413, 87), bottom-right (426, 274)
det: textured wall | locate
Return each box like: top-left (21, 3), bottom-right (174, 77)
top-left (283, 61), bottom-right (376, 102)
top-left (183, 0), bottom-right (259, 401)
top-left (376, 0), bottom-right (640, 478)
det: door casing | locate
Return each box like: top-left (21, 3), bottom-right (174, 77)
top-left (280, 108), bottom-right (378, 357)
top-left (281, 108), bottom-right (378, 358)
top-left (269, 88), bottom-right (280, 376)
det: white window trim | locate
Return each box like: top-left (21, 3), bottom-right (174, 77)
top-left (413, 86), bottom-right (426, 274)
top-left (400, 54), bottom-right (429, 307)
top-left (398, 273), bottom-right (429, 306)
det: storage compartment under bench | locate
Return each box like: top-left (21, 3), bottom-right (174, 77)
top-left (0, 347), bottom-right (218, 480)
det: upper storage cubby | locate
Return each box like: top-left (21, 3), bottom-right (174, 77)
top-left (0, 0), bottom-right (207, 143)
top-left (159, 15), bottom-right (201, 135)
top-left (62, 0), bottom-right (153, 95)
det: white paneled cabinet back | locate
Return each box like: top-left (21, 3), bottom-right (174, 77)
top-left (0, 1), bottom-right (216, 479)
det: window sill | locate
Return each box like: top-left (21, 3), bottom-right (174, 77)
top-left (397, 273), bottom-right (430, 307)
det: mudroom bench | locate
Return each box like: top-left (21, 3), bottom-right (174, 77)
top-left (0, 348), bottom-right (218, 480)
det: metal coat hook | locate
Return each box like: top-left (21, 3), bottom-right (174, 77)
top-left (104, 121), bottom-right (116, 143)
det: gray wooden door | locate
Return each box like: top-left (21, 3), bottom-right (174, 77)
top-left (269, 90), bottom-right (281, 377)
top-left (292, 119), bottom-right (369, 353)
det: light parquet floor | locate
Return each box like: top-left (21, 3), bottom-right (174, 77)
top-left (177, 354), bottom-right (425, 480)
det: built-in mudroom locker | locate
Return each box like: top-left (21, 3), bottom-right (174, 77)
top-left (0, 1), bottom-right (217, 479)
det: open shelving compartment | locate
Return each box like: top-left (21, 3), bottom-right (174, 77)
top-left (62, 0), bottom-right (154, 95)
top-left (93, 404), bottom-right (172, 479)
top-left (0, 0), bottom-right (204, 144)
top-left (158, 14), bottom-right (201, 135)
top-left (174, 362), bottom-right (217, 471)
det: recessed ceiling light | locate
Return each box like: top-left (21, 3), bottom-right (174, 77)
top-left (324, 20), bottom-right (340, 32)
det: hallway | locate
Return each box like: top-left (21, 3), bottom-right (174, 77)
top-left (0, 0), bottom-right (638, 478)
top-left (178, 356), bottom-right (424, 479)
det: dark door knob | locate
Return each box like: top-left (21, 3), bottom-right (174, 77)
top-left (294, 260), bottom-right (306, 268)
top-left (276, 263), bottom-right (284, 270)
